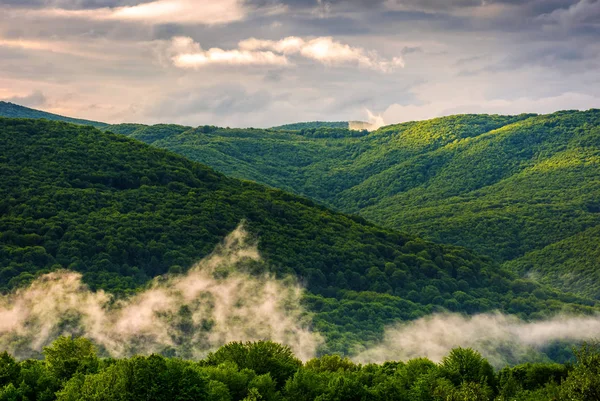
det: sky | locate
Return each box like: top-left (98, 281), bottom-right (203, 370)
top-left (0, 0), bottom-right (599, 127)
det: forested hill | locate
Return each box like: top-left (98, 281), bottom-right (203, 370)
top-left (0, 101), bottom-right (108, 128)
top-left (1, 117), bottom-right (596, 354)
top-left (270, 121), bottom-right (350, 130)
top-left (104, 110), bottom-right (600, 299)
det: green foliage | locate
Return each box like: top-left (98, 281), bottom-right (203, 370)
top-left (0, 353), bottom-right (20, 388)
top-left (558, 342), bottom-right (600, 401)
top-left (43, 337), bottom-right (98, 382)
top-left (0, 102), bottom-right (107, 129)
top-left (0, 117), bottom-right (597, 354)
top-left (439, 348), bottom-right (496, 389)
top-left (56, 355), bottom-right (208, 401)
top-left (207, 342), bottom-right (301, 388)
top-left (110, 111), bottom-right (600, 299)
top-left (2, 338), bottom-right (600, 401)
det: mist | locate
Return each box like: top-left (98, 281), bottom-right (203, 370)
top-left (3, 225), bottom-right (600, 366)
top-left (349, 109), bottom-right (386, 131)
top-left (0, 224), bottom-right (322, 361)
top-left (355, 312), bottom-right (600, 367)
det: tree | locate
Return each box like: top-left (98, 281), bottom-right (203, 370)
top-left (43, 337), bottom-right (99, 382)
top-left (208, 342), bottom-right (301, 389)
top-left (439, 348), bottom-right (495, 389)
top-left (559, 342), bottom-right (600, 401)
top-left (0, 353), bottom-right (19, 388)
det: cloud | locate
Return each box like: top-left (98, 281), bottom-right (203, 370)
top-left (168, 35), bottom-right (404, 71)
top-left (170, 37), bottom-right (289, 68)
top-left (356, 312), bottom-right (600, 367)
top-left (1, 0), bottom-right (598, 127)
top-left (0, 224), bottom-right (322, 361)
top-left (538, 0), bottom-right (600, 28)
top-left (172, 35), bottom-right (404, 72)
top-left (10, 0), bottom-right (248, 25)
top-left (3, 90), bottom-right (48, 107)
top-left (349, 109), bottom-right (386, 131)
top-left (147, 84), bottom-right (274, 119)
top-left (1, 0), bottom-right (158, 9)
top-left (0, 37), bottom-right (125, 60)
top-left (382, 91), bottom-right (600, 124)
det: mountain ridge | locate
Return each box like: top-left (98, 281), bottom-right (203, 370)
top-left (103, 110), bottom-right (600, 299)
top-left (0, 101), bottom-right (109, 128)
top-left (2, 102), bottom-right (600, 299)
top-left (2, 117), bottom-right (596, 355)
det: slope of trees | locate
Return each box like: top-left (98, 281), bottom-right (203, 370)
top-left (103, 111), bottom-right (600, 298)
top-left (1, 118), bottom-right (597, 354)
top-left (1, 336), bottom-right (600, 401)
top-left (0, 102), bottom-right (108, 129)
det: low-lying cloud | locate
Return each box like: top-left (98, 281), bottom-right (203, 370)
top-left (3, 224), bottom-right (600, 366)
top-left (170, 36), bottom-right (404, 72)
top-left (356, 312), bottom-right (600, 367)
top-left (0, 224), bottom-right (322, 361)
top-left (349, 109), bottom-right (386, 131)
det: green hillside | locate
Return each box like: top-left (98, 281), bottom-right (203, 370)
top-left (104, 111), bottom-right (600, 298)
top-left (270, 121), bottom-right (350, 130)
top-left (1, 118), bottom-right (596, 355)
top-left (0, 101), bottom-right (108, 128)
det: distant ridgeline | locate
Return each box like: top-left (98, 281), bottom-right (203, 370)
top-left (0, 101), bottom-right (108, 129)
top-left (270, 121), bottom-right (377, 131)
top-left (271, 121), bottom-right (351, 130)
top-left (1, 117), bottom-right (598, 357)
top-left (103, 111), bottom-right (600, 301)
top-left (2, 102), bottom-right (600, 300)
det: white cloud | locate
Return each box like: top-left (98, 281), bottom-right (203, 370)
top-left (168, 35), bottom-right (405, 71)
top-left (236, 36), bottom-right (404, 72)
top-left (349, 109), bottom-right (386, 131)
top-left (169, 37), bottom-right (289, 68)
top-left (13, 0), bottom-right (247, 25)
top-left (300, 37), bottom-right (404, 71)
top-left (239, 37), bottom-right (306, 54)
top-left (356, 312), bottom-right (600, 367)
top-left (173, 50), bottom-right (289, 68)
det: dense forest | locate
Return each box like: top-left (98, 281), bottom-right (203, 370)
top-left (1, 336), bottom-right (599, 401)
top-left (99, 111), bottom-right (600, 299)
top-left (1, 118), bottom-right (597, 356)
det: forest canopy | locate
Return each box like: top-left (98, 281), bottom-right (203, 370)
top-left (1, 336), bottom-right (599, 401)
top-left (0, 117), bottom-right (597, 356)
top-left (102, 110), bottom-right (600, 299)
